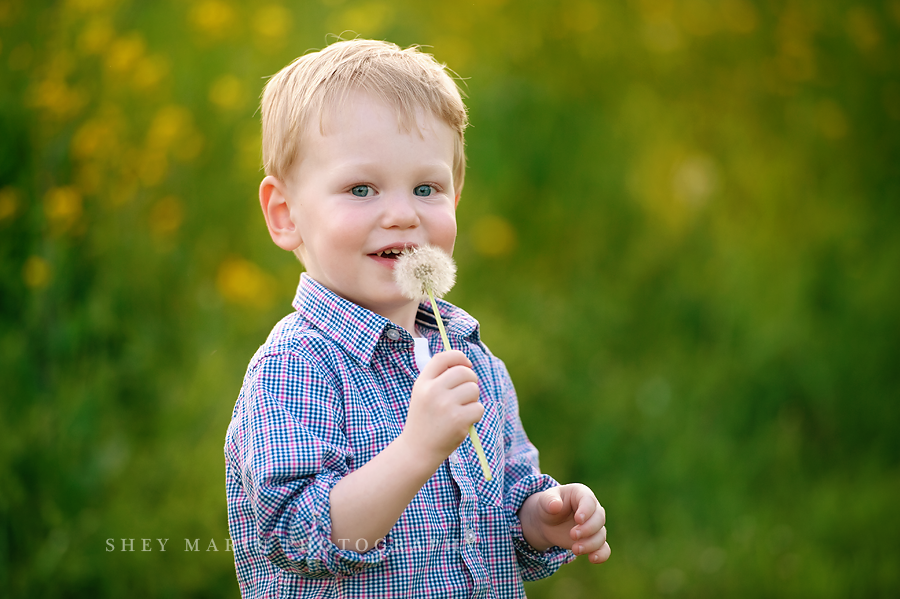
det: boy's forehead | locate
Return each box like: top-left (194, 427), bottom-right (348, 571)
top-left (316, 89), bottom-right (437, 138)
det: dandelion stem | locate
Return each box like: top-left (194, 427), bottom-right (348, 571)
top-left (427, 287), bottom-right (493, 481)
top-left (428, 287), bottom-right (452, 351)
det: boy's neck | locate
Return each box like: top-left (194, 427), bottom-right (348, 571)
top-left (395, 318), bottom-right (422, 339)
top-left (373, 301), bottom-right (421, 339)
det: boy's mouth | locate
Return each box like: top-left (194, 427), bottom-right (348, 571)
top-left (373, 248), bottom-right (403, 260)
top-left (369, 245), bottom-right (415, 260)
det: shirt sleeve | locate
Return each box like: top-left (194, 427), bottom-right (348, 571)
top-left (495, 361), bottom-right (576, 581)
top-left (227, 347), bottom-right (392, 579)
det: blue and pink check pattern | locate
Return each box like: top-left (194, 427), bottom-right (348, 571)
top-left (225, 274), bottom-right (574, 598)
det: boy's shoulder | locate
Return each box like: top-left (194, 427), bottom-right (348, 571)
top-left (245, 274), bottom-right (389, 377)
top-left (260, 309), bottom-right (329, 357)
top-left (252, 306), bottom-right (364, 369)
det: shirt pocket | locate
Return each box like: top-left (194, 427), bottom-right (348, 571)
top-left (470, 382), bottom-right (505, 508)
top-left (474, 468), bottom-right (504, 508)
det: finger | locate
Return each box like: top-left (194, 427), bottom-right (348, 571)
top-left (438, 365), bottom-right (479, 389)
top-left (424, 350), bottom-right (472, 375)
top-left (572, 487), bottom-right (601, 526)
top-left (573, 525), bottom-right (607, 556)
top-left (442, 401), bottom-right (484, 440)
top-left (539, 486), bottom-right (565, 515)
top-left (460, 399), bottom-right (485, 425)
top-left (576, 501), bottom-right (605, 533)
top-left (446, 381), bottom-right (482, 406)
top-left (589, 541), bottom-right (611, 564)
top-left (571, 503), bottom-right (605, 542)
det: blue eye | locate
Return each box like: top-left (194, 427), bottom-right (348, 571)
top-left (413, 185), bottom-right (434, 197)
top-left (350, 185), bottom-right (374, 197)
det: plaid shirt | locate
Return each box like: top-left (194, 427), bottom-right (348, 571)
top-left (225, 274), bottom-right (574, 598)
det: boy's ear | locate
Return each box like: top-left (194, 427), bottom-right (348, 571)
top-left (259, 175), bottom-right (303, 252)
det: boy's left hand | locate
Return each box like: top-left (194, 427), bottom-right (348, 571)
top-left (518, 483), bottom-right (610, 564)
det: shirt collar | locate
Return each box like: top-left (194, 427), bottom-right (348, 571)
top-left (414, 298), bottom-right (481, 343)
top-left (292, 273), bottom-right (481, 365)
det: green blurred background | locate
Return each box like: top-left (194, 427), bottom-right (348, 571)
top-left (2, 0), bottom-right (899, 596)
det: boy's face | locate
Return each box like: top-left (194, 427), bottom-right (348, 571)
top-left (284, 91), bottom-right (459, 324)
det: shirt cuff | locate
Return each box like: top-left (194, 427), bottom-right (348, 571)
top-left (276, 471), bottom-right (393, 578)
top-left (505, 474), bottom-right (576, 581)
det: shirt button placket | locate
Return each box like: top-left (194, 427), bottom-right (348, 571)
top-left (464, 528), bottom-right (477, 545)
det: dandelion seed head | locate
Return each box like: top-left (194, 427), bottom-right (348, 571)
top-left (394, 245), bottom-right (456, 300)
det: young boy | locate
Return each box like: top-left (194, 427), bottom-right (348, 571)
top-left (225, 39), bottom-right (610, 597)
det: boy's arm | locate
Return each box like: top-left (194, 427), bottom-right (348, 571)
top-left (228, 347), bottom-right (482, 578)
top-left (329, 349), bottom-right (483, 548)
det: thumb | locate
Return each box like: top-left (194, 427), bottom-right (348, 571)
top-left (539, 486), bottom-right (565, 515)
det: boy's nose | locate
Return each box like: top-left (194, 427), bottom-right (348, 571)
top-left (380, 191), bottom-right (420, 229)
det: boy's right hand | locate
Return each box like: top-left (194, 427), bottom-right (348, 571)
top-left (402, 350), bottom-right (484, 466)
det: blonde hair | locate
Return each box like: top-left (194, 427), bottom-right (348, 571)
top-left (260, 39), bottom-right (468, 190)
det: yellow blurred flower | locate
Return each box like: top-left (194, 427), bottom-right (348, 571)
top-left (471, 214), bottom-right (517, 257)
top-left (77, 17), bottom-right (115, 55)
top-left (144, 103), bottom-right (204, 162)
top-left (72, 118), bottom-right (118, 160)
top-left (190, 0), bottom-right (237, 38)
top-left (48, 48), bottom-right (78, 76)
top-left (138, 150), bottom-right (169, 186)
top-left (30, 78), bottom-right (88, 119)
top-left (172, 132), bottom-right (204, 162)
top-left (209, 74), bottom-right (245, 111)
top-left (680, 0), bottom-right (717, 37)
top-left (432, 37), bottom-right (473, 73)
top-left (561, 0), bottom-right (601, 33)
top-left (846, 7), bottom-right (880, 52)
top-left (475, 0), bottom-right (508, 8)
top-left (329, 2), bottom-right (393, 38)
top-left (722, 0), bottom-right (757, 34)
top-left (775, 7), bottom-right (816, 83)
top-left (148, 195), bottom-right (184, 237)
top-left (66, 0), bottom-right (118, 12)
top-left (253, 4), bottom-right (292, 41)
top-left (891, 1), bottom-right (900, 25)
top-left (75, 162), bottom-right (103, 195)
top-left (216, 257), bottom-right (276, 309)
top-left (107, 171), bottom-right (138, 207)
top-left (638, 0), bottom-right (675, 20)
top-left (23, 256), bottom-right (51, 289)
top-left (132, 54), bottom-right (169, 91)
top-left (642, 18), bottom-right (682, 53)
top-left (0, 187), bottom-right (19, 221)
top-left (44, 186), bottom-right (83, 230)
top-left (628, 144), bottom-right (714, 233)
top-left (672, 154), bottom-right (718, 207)
top-left (147, 104), bottom-right (191, 150)
top-left (817, 99), bottom-right (849, 140)
top-left (105, 33), bottom-right (146, 74)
